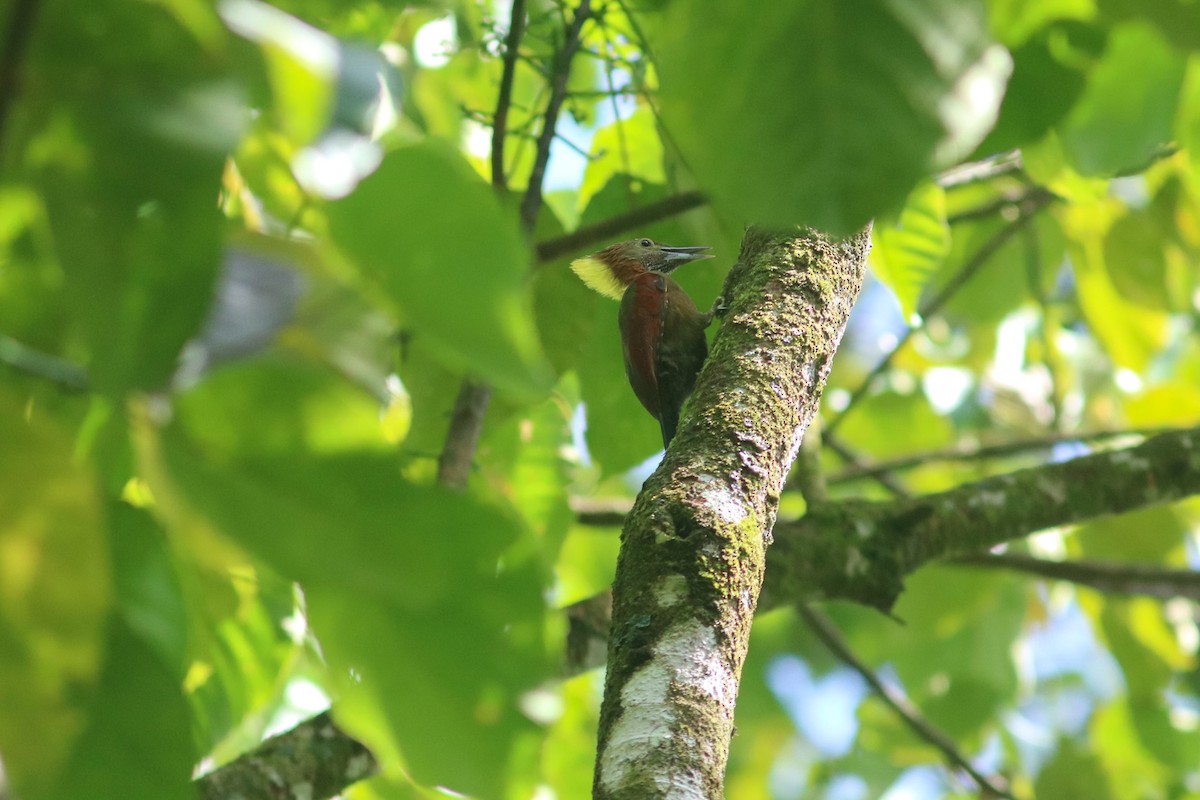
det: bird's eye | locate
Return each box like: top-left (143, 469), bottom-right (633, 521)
top-left (640, 238), bottom-right (652, 247)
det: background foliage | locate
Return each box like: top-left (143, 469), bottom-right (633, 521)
top-left (2, 0), bottom-right (1200, 797)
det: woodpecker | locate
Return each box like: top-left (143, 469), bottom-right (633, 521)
top-left (571, 238), bottom-right (713, 448)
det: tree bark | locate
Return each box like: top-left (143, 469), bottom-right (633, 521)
top-left (592, 227), bottom-right (868, 799)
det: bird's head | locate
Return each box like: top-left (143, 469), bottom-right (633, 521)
top-left (570, 237), bottom-right (712, 300)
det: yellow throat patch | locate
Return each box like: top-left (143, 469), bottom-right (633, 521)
top-left (570, 255), bottom-right (626, 301)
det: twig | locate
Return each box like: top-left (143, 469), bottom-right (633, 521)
top-left (436, 378), bottom-right (494, 488)
top-left (822, 430), bottom-right (910, 497)
top-left (0, 0), bottom-right (38, 165)
top-left (936, 151), bottom-right (1022, 189)
top-left (490, 0), bottom-right (526, 191)
top-left (947, 186), bottom-right (1055, 226)
top-left (518, 0), bottom-right (592, 231)
top-left (0, 333), bottom-right (88, 390)
top-left (824, 191), bottom-right (1053, 436)
top-left (799, 605), bottom-right (1017, 800)
top-left (826, 428), bottom-right (1166, 485)
top-left (952, 552), bottom-right (1200, 601)
top-left (534, 190), bottom-right (707, 262)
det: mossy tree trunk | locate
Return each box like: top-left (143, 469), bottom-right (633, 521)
top-left (592, 227), bottom-right (869, 798)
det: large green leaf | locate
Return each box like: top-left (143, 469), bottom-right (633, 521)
top-left (158, 428), bottom-right (549, 796)
top-left (46, 621), bottom-right (195, 800)
top-left (658, 0), bottom-right (1011, 234)
top-left (27, 0), bottom-right (239, 394)
top-left (976, 20), bottom-right (1104, 154)
top-left (1060, 23), bottom-right (1186, 175)
top-left (328, 142), bottom-right (554, 400)
top-left (0, 396), bottom-right (109, 797)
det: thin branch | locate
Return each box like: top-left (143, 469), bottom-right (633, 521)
top-left (0, 333), bottom-right (88, 390)
top-left (826, 428), bottom-right (1167, 486)
top-left (518, 0), bottom-right (593, 231)
top-left (936, 151), bottom-right (1022, 189)
top-left (952, 552), bottom-right (1200, 601)
top-left (436, 378), bottom-right (493, 488)
top-left (947, 186), bottom-right (1055, 226)
top-left (490, 0), bottom-right (526, 191)
top-left (799, 606), bottom-right (1017, 800)
top-left (0, 0), bottom-right (38, 165)
top-left (534, 190), bottom-right (707, 262)
top-left (822, 430), bottom-right (910, 497)
top-left (824, 191), bottom-right (1053, 436)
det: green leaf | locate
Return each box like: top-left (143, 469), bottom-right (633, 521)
top-left (578, 108), bottom-right (665, 212)
top-left (1060, 23), bottom-right (1186, 175)
top-left (987, 0), bottom-right (1097, 46)
top-left (658, 0), bottom-right (1011, 234)
top-left (158, 429), bottom-right (549, 796)
top-left (1067, 231), bottom-right (1169, 371)
top-left (0, 396), bottom-right (109, 797)
top-left (109, 503), bottom-right (188, 674)
top-left (1096, 0), bottom-right (1200, 50)
top-left (328, 142), bottom-right (553, 400)
top-left (976, 21), bottom-right (1103, 154)
top-left (46, 621), bottom-right (195, 800)
top-left (869, 181), bottom-right (950, 322)
top-left (29, 0), bottom-right (239, 395)
top-left (1035, 738), bottom-right (1116, 800)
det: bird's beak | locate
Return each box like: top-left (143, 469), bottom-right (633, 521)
top-left (659, 245), bottom-right (713, 272)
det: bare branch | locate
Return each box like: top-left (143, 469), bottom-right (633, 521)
top-left (827, 428), bottom-right (1167, 486)
top-left (0, 333), bottom-right (88, 391)
top-left (952, 552), bottom-right (1200, 601)
top-left (799, 606), bottom-right (1016, 800)
top-left (518, 0), bottom-right (593, 231)
top-left (490, 0), bottom-right (527, 191)
top-left (534, 190), bottom-right (707, 262)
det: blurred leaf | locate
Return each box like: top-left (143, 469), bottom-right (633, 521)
top-left (1067, 223), bottom-right (1170, 371)
top-left (1125, 382), bottom-right (1200, 426)
top-left (46, 621), bottom-right (195, 800)
top-left (578, 108), bottom-right (665, 212)
top-left (175, 358), bottom-right (391, 457)
top-left (976, 20), bottom-right (1104, 153)
top-left (1096, 0), bottom-right (1200, 50)
top-left (221, 0), bottom-right (338, 144)
top-left (29, 0), bottom-right (239, 395)
top-left (1102, 209), bottom-right (1178, 310)
top-left (109, 503), bottom-right (188, 674)
top-left (533, 260), bottom-right (600, 376)
top-left (328, 142), bottom-right (553, 400)
top-left (156, 427), bottom-right (549, 796)
top-left (869, 181), bottom-right (950, 322)
top-left (1060, 23), bottom-right (1186, 175)
top-left (987, 0), bottom-right (1097, 46)
top-left (1076, 505), bottom-right (1186, 563)
top-left (0, 397), bottom-right (109, 796)
top-left (1035, 738), bottom-right (1115, 800)
top-left (658, 0), bottom-right (1011, 234)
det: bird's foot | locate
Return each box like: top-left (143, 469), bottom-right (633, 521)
top-left (701, 295), bottom-right (728, 326)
